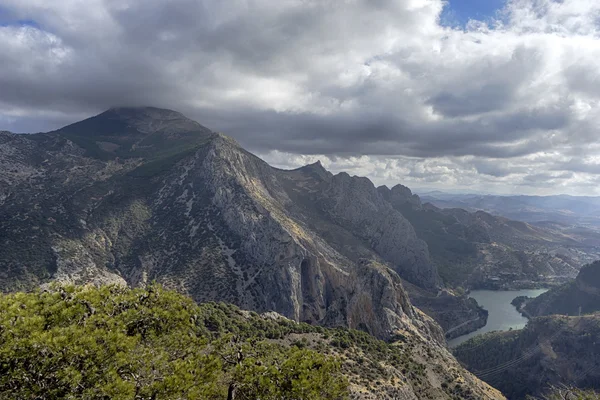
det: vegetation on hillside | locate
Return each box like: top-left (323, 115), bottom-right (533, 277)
top-left (0, 284), bottom-right (348, 399)
top-left (521, 261), bottom-right (600, 317)
top-left (0, 284), bottom-right (500, 399)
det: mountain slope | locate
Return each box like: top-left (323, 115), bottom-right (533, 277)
top-left (454, 314), bottom-right (600, 399)
top-left (0, 107), bottom-right (445, 342)
top-left (516, 260), bottom-right (600, 317)
top-left (52, 107), bottom-right (213, 160)
top-left (381, 186), bottom-right (598, 288)
top-left (0, 284), bottom-right (505, 400)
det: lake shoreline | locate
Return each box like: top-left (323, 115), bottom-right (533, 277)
top-left (447, 288), bottom-right (549, 348)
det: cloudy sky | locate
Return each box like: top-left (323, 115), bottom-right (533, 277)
top-left (2, 0), bottom-right (600, 195)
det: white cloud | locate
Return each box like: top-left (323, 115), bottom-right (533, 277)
top-left (1, 0), bottom-right (600, 194)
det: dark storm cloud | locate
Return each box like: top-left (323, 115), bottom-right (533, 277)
top-left (427, 84), bottom-right (513, 118)
top-left (2, 0), bottom-right (600, 194)
top-left (189, 103), bottom-right (568, 160)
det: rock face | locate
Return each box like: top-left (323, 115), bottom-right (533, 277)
top-left (454, 314), bottom-right (600, 399)
top-left (0, 107), bottom-right (446, 342)
top-left (408, 283), bottom-right (488, 340)
top-left (519, 260), bottom-right (600, 317)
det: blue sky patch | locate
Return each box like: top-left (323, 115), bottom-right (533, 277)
top-left (0, 5), bottom-right (40, 29)
top-left (441, 0), bottom-right (507, 28)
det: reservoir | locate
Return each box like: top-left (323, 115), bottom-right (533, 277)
top-left (448, 288), bottom-right (548, 348)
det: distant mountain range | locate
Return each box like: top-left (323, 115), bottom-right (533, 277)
top-left (386, 189), bottom-right (600, 290)
top-left (420, 191), bottom-right (600, 233)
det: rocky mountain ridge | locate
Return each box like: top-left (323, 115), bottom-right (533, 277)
top-left (0, 107), bottom-right (450, 343)
top-left (6, 107), bottom-right (596, 346)
top-left (3, 107), bottom-right (589, 343)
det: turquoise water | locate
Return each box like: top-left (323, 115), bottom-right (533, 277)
top-left (447, 289), bottom-right (548, 348)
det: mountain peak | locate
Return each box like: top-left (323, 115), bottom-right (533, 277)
top-left (107, 106), bottom-right (179, 113)
top-left (50, 106), bottom-right (213, 160)
top-left (295, 159), bottom-right (332, 180)
top-left (304, 160), bottom-right (326, 170)
top-left (95, 106), bottom-right (208, 135)
top-left (103, 106), bottom-right (185, 120)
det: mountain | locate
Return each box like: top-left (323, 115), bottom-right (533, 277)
top-left (14, 107), bottom-right (600, 398)
top-left (4, 106), bottom-right (595, 341)
top-left (0, 106), bottom-right (467, 342)
top-left (420, 192), bottom-right (600, 233)
top-left (515, 260), bottom-right (600, 318)
top-left (52, 106), bottom-right (214, 160)
top-left (388, 188), bottom-right (600, 288)
top-left (454, 314), bottom-right (600, 399)
top-left (1, 106), bottom-right (509, 400)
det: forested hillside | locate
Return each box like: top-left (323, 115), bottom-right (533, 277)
top-left (0, 284), bottom-right (503, 399)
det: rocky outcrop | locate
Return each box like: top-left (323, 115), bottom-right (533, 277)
top-left (576, 260), bottom-right (600, 295)
top-left (378, 183), bottom-right (423, 209)
top-left (402, 281), bottom-right (488, 340)
top-left (319, 173), bottom-right (436, 289)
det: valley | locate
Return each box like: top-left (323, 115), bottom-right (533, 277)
top-left (455, 314), bottom-right (600, 399)
top-left (448, 288), bottom-right (548, 347)
top-left (454, 261), bottom-right (600, 399)
top-left (1, 107), bottom-right (599, 399)
top-left (4, 0), bottom-right (600, 397)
